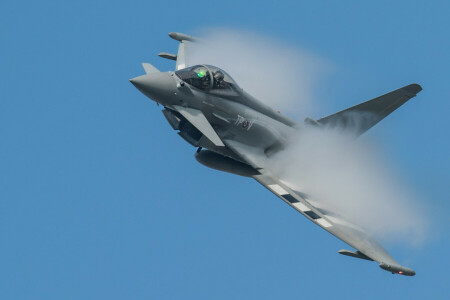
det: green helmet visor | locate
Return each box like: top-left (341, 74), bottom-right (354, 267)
top-left (197, 69), bottom-right (207, 78)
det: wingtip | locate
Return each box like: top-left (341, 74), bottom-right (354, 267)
top-left (379, 263), bottom-right (416, 276)
top-left (405, 83), bottom-right (423, 95)
top-left (168, 32), bottom-right (177, 39)
top-left (168, 32), bottom-right (196, 42)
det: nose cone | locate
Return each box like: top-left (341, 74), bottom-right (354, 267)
top-left (130, 72), bottom-right (175, 104)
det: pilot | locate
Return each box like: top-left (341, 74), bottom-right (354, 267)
top-left (196, 68), bottom-right (211, 89)
top-left (213, 70), bottom-right (225, 87)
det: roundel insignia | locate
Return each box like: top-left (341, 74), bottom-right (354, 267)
top-left (242, 120), bottom-right (249, 128)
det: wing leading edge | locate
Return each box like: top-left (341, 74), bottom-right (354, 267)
top-left (224, 139), bottom-right (416, 276)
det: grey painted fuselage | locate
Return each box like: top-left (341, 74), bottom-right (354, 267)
top-left (130, 57), bottom-right (421, 276)
top-left (130, 68), bottom-right (297, 161)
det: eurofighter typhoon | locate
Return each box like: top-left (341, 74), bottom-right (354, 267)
top-left (130, 32), bottom-right (422, 276)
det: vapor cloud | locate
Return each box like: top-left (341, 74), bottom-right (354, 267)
top-left (187, 28), bottom-right (427, 245)
top-left (186, 28), bottom-right (327, 117)
top-left (269, 127), bottom-right (427, 245)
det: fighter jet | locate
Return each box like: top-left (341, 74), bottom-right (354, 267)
top-left (130, 32), bottom-right (422, 276)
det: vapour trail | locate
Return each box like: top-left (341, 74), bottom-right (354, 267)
top-left (187, 28), bottom-right (427, 245)
top-left (268, 126), bottom-right (427, 245)
top-left (186, 28), bottom-right (327, 117)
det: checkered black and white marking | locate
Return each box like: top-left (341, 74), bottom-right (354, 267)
top-left (266, 183), bottom-right (332, 228)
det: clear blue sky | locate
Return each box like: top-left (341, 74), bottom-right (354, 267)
top-left (1, 0), bottom-right (449, 299)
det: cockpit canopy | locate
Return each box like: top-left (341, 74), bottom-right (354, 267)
top-left (175, 65), bottom-right (240, 95)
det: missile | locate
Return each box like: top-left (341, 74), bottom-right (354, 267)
top-left (338, 249), bottom-right (373, 261)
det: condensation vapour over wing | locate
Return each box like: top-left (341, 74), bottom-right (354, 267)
top-left (269, 126), bottom-right (428, 245)
top-left (186, 28), bottom-right (328, 118)
top-left (188, 28), bottom-right (427, 246)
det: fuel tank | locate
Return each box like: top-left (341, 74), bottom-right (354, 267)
top-left (195, 150), bottom-right (259, 177)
